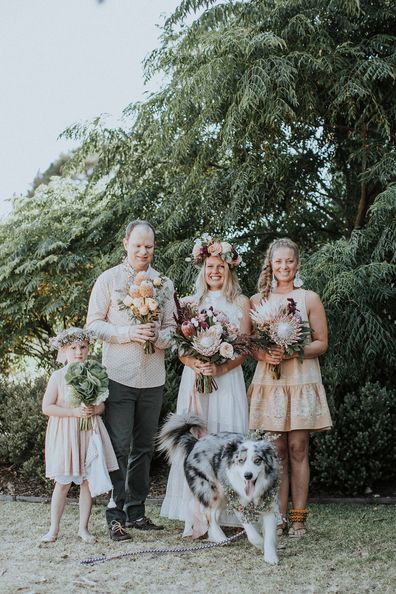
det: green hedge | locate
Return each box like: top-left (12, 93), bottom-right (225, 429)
top-left (311, 382), bottom-right (396, 495)
top-left (0, 375), bottom-right (48, 486)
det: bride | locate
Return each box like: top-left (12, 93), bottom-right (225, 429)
top-left (160, 236), bottom-right (251, 538)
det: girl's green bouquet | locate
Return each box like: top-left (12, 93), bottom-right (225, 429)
top-left (65, 360), bottom-right (109, 430)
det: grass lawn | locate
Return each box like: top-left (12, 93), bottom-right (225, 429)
top-left (0, 501), bottom-right (394, 594)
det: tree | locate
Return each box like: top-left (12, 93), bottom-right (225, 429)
top-left (64, 0), bottom-right (395, 273)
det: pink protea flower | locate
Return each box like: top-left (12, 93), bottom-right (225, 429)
top-left (192, 326), bottom-right (222, 357)
top-left (268, 314), bottom-right (302, 348)
top-left (181, 321), bottom-right (196, 338)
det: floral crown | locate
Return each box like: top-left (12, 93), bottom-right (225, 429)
top-left (50, 327), bottom-right (96, 350)
top-left (189, 234), bottom-right (243, 268)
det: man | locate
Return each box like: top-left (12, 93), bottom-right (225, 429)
top-left (87, 220), bottom-right (175, 541)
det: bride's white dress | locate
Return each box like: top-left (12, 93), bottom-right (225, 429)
top-left (160, 290), bottom-right (248, 537)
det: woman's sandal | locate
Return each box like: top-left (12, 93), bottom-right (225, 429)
top-left (276, 516), bottom-right (287, 537)
top-left (288, 508), bottom-right (308, 538)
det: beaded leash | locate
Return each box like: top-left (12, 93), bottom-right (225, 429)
top-left (80, 530), bottom-right (246, 565)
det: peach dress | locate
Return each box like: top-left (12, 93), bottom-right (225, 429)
top-left (44, 366), bottom-right (118, 484)
top-left (248, 289), bottom-right (332, 432)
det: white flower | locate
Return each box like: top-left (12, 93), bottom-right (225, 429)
top-left (139, 305), bottom-right (149, 316)
top-left (146, 297), bottom-right (159, 312)
top-left (132, 297), bottom-right (144, 308)
top-left (221, 241), bottom-right (232, 253)
top-left (153, 277), bottom-right (162, 288)
top-left (191, 317), bottom-right (199, 327)
top-left (123, 295), bottom-right (134, 307)
top-left (219, 342), bottom-right (234, 359)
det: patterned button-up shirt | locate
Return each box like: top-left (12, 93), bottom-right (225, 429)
top-left (87, 263), bottom-right (176, 388)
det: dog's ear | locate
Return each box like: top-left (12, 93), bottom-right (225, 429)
top-left (257, 442), bottom-right (277, 474)
top-left (222, 439), bottom-right (240, 461)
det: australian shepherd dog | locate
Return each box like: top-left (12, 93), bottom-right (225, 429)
top-left (158, 413), bottom-right (280, 565)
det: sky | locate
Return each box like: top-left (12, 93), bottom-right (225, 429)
top-left (0, 0), bottom-right (181, 218)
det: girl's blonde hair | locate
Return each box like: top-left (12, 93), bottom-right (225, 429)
top-left (194, 258), bottom-right (242, 306)
top-left (257, 238), bottom-right (300, 300)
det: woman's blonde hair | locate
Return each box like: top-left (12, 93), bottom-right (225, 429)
top-left (257, 238), bottom-right (300, 300)
top-left (194, 258), bottom-right (242, 306)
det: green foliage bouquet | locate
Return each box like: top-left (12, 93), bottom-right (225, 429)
top-left (65, 359), bottom-right (109, 430)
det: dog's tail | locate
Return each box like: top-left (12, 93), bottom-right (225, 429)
top-left (157, 413), bottom-right (206, 463)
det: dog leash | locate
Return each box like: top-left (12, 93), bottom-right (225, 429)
top-left (80, 530), bottom-right (246, 565)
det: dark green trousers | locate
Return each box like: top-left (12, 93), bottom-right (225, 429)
top-left (104, 379), bottom-right (163, 526)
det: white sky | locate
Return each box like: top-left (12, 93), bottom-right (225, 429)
top-left (0, 0), bottom-right (181, 218)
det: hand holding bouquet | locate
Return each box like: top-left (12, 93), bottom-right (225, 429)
top-left (65, 359), bottom-right (109, 430)
top-left (251, 298), bottom-right (310, 380)
top-left (172, 297), bottom-right (251, 394)
top-left (119, 272), bottom-right (169, 354)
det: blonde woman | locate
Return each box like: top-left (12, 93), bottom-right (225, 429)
top-left (160, 236), bottom-right (251, 538)
top-left (248, 238), bottom-right (332, 537)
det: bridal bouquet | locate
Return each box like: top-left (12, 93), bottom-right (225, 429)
top-left (172, 297), bottom-right (251, 394)
top-left (118, 271), bottom-right (170, 354)
top-left (65, 359), bottom-right (109, 430)
top-left (251, 298), bottom-right (310, 380)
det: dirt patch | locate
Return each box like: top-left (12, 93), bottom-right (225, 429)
top-left (0, 501), bottom-right (395, 594)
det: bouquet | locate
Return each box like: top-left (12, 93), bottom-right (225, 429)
top-left (65, 359), bottom-right (109, 430)
top-left (118, 271), bottom-right (170, 354)
top-left (172, 296), bottom-right (251, 394)
top-left (251, 298), bottom-right (310, 380)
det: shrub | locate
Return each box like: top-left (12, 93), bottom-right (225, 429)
top-left (310, 382), bottom-right (396, 495)
top-left (0, 375), bottom-right (48, 485)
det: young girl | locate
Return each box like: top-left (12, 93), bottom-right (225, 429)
top-left (41, 327), bottom-right (118, 543)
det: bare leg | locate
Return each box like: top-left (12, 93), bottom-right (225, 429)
top-left (288, 430), bottom-right (310, 535)
top-left (273, 433), bottom-right (289, 534)
top-left (42, 482), bottom-right (71, 542)
top-left (78, 480), bottom-right (95, 543)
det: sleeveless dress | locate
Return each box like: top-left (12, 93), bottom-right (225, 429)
top-left (160, 290), bottom-right (249, 536)
top-left (45, 366), bottom-right (118, 485)
top-left (248, 289), bottom-right (332, 432)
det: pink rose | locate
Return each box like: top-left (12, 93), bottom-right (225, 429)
top-left (181, 321), bottom-right (196, 338)
top-left (192, 244), bottom-right (202, 258)
top-left (208, 241), bottom-right (222, 256)
top-left (134, 272), bottom-right (150, 285)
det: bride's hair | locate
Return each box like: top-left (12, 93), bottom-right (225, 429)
top-left (194, 260), bottom-right (242, 306)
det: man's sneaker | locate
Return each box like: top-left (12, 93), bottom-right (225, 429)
top-left (109, 520), bottom-right (132, 541)
top-left (125, 516), bottom-right (164, 531)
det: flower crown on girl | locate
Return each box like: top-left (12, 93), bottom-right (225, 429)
top-left (50, 327), bottom-right (96, 363)
top-left (188, 234), bottom-right (243, 268)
